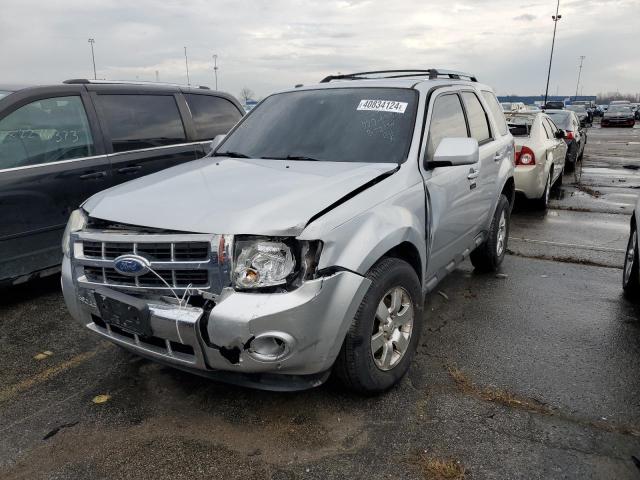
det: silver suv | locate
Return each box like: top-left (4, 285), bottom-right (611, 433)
top-left (62, 69), bottom-right (515, 393)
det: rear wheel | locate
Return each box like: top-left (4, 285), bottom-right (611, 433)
top-left (536, 173), bottom-right (551, 210)
top-left (335, 257), bottom-right (423, 394)
top-left (573, 153), bottom-right (583, 184)
top-left (623, 223), bottom-right (640, 301)
top-left (470, 195), bottom-right (510, 272)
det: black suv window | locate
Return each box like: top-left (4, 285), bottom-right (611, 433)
top-left (426, 94), bottom-right (468, 162)
top-left (97, 95), bottom-right (186, 152)
top-left (0, 96), bottom-right (95, 169)
top-left (461, 92), bottom-right (491, 144)
top-left (184, 94), bottom-right (242, 141)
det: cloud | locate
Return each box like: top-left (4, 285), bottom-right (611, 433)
top-left (0, 0), bottom-right (639, 99)
top-left (514, 13), bottom-right (536, 21)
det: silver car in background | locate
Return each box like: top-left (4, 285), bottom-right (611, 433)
top-left (506, 112), bottom-right (567, 209)
top-left (62, 69), bottom-right (515, 393)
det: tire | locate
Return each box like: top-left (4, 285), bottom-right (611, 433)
top-left (553, 167), bottom-right (563, 189)
top-left (470, 195), bottom-right (510, 272)
top-left (334, 257), bottom-right (423, 394)
top-left (623, 222), bottom-right (640, 301)
top-left (536, 172), bottom-right (551, 210)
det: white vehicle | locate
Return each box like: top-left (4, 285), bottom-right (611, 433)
top-left (505, 112), bottom-right (567, 209)
top-left (501, 101), bottom-right (526, 112)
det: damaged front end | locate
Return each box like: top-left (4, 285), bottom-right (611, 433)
top-left (62, 219), bottom-right (371, 390)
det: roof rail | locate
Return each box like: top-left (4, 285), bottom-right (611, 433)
top-left (319, 69), bottom-right (477, 83)
top-left (62, 79), bottom-right (211, 89)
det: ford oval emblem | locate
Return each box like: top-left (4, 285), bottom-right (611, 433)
top-left (113, 255), bottom-right (150, 277)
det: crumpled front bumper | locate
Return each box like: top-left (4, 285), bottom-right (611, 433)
top-left (62, 257), bottom-right (371, 388)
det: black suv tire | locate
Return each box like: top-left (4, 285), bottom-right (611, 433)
top-left (470, 194), bottom-right (510, 272)
top-left (334, 257), bottom-right (423, 394)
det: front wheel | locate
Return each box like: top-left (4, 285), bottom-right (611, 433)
top-left (623, 223), bottom-right (640, 301)
top-left (470, 195), bottom-right (510, 272)
top-left (334, 257), bottom-right (423, 394)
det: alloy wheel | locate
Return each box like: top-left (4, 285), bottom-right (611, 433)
top-left (371, 286), bottom-right (414, 371)
top-left (624, 229), bottom-right (637, 285)
top-left (496, 211), bottom-right (507, 256)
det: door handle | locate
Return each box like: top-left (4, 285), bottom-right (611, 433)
top-left (79, 171), bottom-right (106, 180)
top-left (117, 165), bottom-right (142, 174)
top-left (467, 168), bottom-right (480, 180)
top-left (493, 151), bottom-right (503, 162)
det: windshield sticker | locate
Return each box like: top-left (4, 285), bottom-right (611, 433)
top-left (357, 99), bottom-right (408, 114)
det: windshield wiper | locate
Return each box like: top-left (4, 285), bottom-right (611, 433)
top-left (213, 151), bottom-right (250, 158)
top-left (260, 155), bottom-right (320, 161)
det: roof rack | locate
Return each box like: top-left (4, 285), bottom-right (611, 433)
top-left (319, 69), bottom-right (478, 83)
top-left (63, 79), bottom-right (211, 90)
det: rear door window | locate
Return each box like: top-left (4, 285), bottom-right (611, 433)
top-left (426, 93), bottom-right (469, 162)
top-left (184, 94), bottom-right (242, 140)
top-left (461, 92), bottom-right (492, 144)
top-left (0, 96), bottom-right (95, 169)
top-left (481, 91), bottom-right (508, 136)
top-left (96, 95), bottom-right (186, 152)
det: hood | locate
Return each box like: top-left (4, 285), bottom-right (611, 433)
top-left (83, 157), bottom-right (398, 236)
top-left (604, 111), bottom-right (632, 118)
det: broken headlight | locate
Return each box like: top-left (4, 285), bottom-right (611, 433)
top-left (232, 238), bottom-right (322, 290)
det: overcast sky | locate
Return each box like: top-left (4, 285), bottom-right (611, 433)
top-left (1, 0), bottom-right (638, 99)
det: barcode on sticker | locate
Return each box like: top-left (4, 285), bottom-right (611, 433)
top-left (357, 99), bottom-right (408, 114)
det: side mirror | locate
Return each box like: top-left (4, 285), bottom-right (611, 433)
top-left (208, 134), bottom-right (226, 153)
top-left (555, 130), bottom-right (565, 139)
top-left (429, 138), bottom-right (479, 168)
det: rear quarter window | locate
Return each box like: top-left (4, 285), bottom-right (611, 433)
top-left (184, 94), bottom-right (243, 141)
top-left (96, 94), bottom-right (186, 152)
top-left (481, 91), bottom-right (508, 136)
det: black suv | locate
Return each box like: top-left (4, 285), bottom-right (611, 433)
top-left (0, 80), bottom-right (244, 284)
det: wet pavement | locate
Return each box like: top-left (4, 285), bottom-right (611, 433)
top-left (1, 126), bottom-right (639, 479)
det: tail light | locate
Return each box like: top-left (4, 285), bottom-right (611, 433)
top-left (565, 130), bottom-right (575, 140)
top-left (515, 146), bottom-right (535, 166)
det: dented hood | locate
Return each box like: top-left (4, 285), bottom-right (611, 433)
top-left (83, 157), bottom-right (398, 236)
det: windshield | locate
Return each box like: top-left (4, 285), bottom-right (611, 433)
top-left (567, 105), bottom-right (586, 113)
top-left (0, 91), bottom-right (12, 100)
top-left (500, 103), bottom-right (512, 111)
top-left (217, 88), bottom-right (418, 164)
top-left (545, 111), bottom-right (572, 129)
top-left (608, 105), bottom-right (632, 113)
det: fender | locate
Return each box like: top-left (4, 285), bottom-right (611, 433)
top-left (300, 180), bottom-right (427, 285)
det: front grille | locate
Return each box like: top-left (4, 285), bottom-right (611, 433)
top-left (84, 266), bottom-right (209, 288)
top-left (82, 240), bottom-right (209, 261)
top-left (76, 233), bottom-right (221, 292)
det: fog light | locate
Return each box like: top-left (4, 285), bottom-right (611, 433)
top-left (247, 332), bottom-right (295, 362)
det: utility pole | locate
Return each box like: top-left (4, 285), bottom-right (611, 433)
top-left (543, 0), bottom-right (562, 106)
top-left (574, 56), bottom-right (585, 100)
top-left (88, 38), bottom-right (97, 80)
top-left (184, 46), bottom-right (190, 86)
top-left (155, 70), bottom-right (159, 82)
top-left (212, 54), bottom-right (219, 90)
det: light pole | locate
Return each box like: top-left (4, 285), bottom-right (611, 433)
top-left (543, 0), bottom-right (561, 105)
top-left (184, 46), bottom-right (190, 86)
top-left (88, 38), bottom-right (97, 80)
top-left (212, 54), bottom-right (218, 90)
top-left (574, 55), bottom-right (585, 100)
